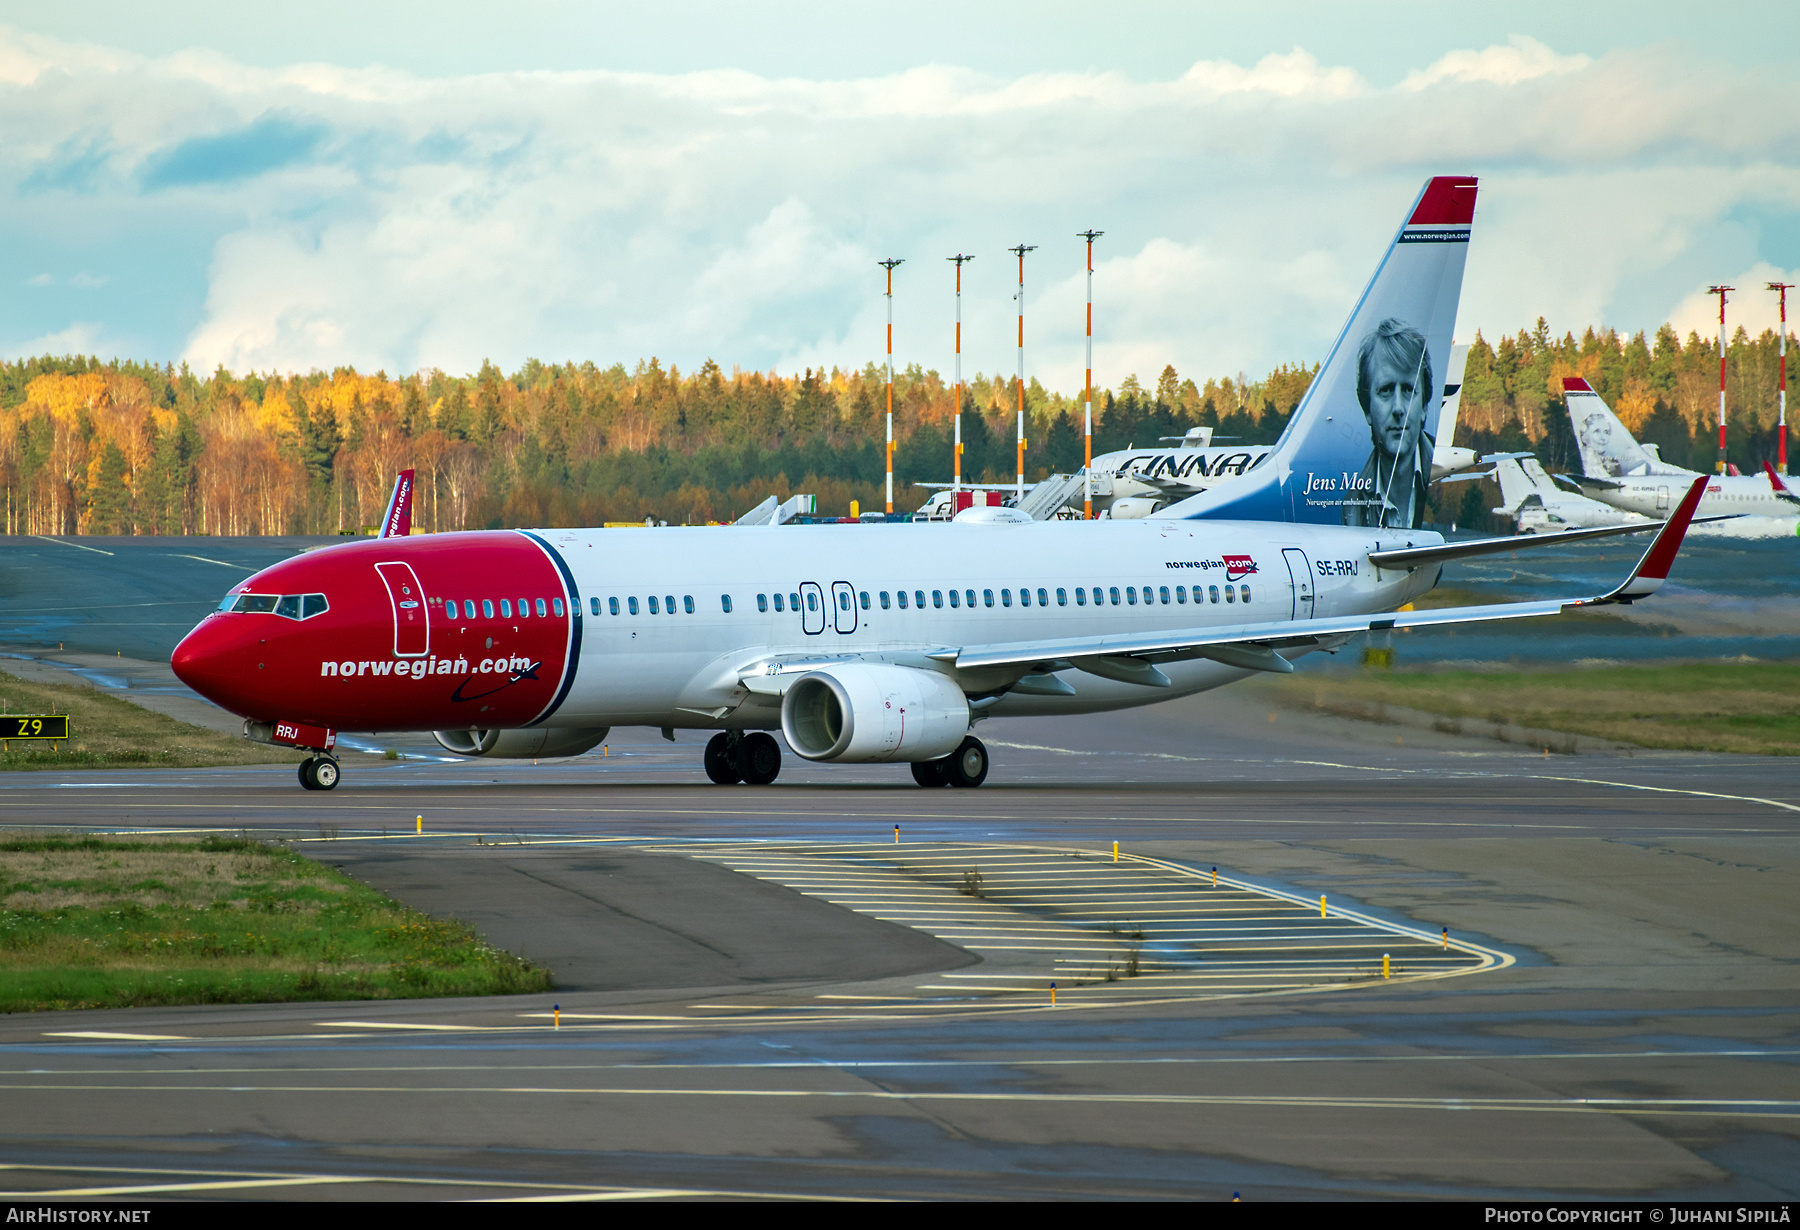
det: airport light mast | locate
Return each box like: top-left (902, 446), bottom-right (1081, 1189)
top-left (1079, 229), bottom-right (1103, 518)
top-left (1010, 243), bottom-right (1037, 504)
top-left (1709, 284), bottom-right (1734, 474)
top-left (879, 258), bottom-right (904, 515)
top-left (948, 254), bottom-right (974, 498)
top-left (1771, 281), bottom-right (1793, 475)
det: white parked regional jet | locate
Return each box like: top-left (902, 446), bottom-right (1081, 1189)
top-left (1469, 452), bottom-right (1652, 534)
top-left (171, 176), bottom-right (1711, 792)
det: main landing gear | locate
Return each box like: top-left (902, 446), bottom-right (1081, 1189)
top-left (704, 731), bottom-right (782, 786)
top-left (299, 756), bottom-right (341, 791)
top-left (910, 736), bottom-right (989, 789)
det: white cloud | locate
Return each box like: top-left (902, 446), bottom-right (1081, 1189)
top-left (0, 28), bottom-right (1796, 387)
top-left (9, 320), bottom-right (111, 356)
top-left (1400, 35), bottom-right (1589, 91)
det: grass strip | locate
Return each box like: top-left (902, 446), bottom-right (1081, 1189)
top-left (1271, 661), bottom-right (1800, 756)
top-left (0, 835), bottom-right (551, 1012)
top-left (0, 668), bottom-right (299, 770)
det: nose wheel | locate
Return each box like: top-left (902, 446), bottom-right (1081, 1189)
top-left (299, 756), bottom-right (341, 791)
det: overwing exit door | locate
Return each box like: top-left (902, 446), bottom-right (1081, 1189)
top-left (374, 561), bottom-right (430, 657)
top-left (799, 581), bottom-right (826, 635)
top-left (1281, 548), bottom-right (1314, 621)
top-left (831, 581), bottom-right (857, 633)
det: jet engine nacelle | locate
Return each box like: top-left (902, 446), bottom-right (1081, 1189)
top-left (433, 727), bottom-right (610, 759)
top-left (780, 665), bottom-right (969, 763)
top-left (1110, 496), bottom-right (1165, 520)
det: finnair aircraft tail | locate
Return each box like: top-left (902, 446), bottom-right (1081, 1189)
top-left (1155, 175), bottom-right (1477, 529)
top-left (1566, 379), bottom-right (1685, 479)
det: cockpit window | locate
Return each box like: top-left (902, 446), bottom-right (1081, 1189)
top-left (222, 592), bottom-right (328, 620)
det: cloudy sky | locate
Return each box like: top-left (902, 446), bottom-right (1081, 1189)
top-left (2, 1), bottom-right (1796, 392)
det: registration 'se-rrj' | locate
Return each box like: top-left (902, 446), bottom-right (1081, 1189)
top-left (171, 175), bottom-right (1709, 792)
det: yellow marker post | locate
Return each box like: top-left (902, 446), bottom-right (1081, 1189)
top-left (1212, 866), bottom-right (1218, 887)
top-left (1442, 927), bottom-right (1449, 950)
top-left (553, 1004), bottom-right (560, 1030)
top-left (1320, 895), bottom-right (1327, 918)
top-left (1382, 953), bottom-right (1390, 979)
top-left (416, 815), bottom-right (423, 835)
top-left (1111, 841), bottom-right (1118, 863)
top-left (1050, 982), bottom-right (1056, 1007)
top-left (894, 824), bottom-right (900, 844)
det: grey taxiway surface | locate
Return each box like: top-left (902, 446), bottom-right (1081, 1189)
top-left (0, 683), bottom-right (1795, 1201)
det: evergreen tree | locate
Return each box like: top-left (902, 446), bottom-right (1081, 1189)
top-left (86, 441), bottom-right (130, 534)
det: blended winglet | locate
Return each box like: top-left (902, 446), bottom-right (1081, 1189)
top-left (1591, 474), bottom-right (1707, 603)
top-left (379, 469), bottom-right (415, 539)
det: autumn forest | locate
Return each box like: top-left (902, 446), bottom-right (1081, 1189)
top-left (2, 318), bottom-right (1795, 537)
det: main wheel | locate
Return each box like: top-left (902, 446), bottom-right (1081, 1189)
top-left (704, 733), bottom-right (742, 784)
top-left (910, 759), bottom-right (951, 788)
top-left (945, 736), bottom-right (988, 788)
top-left (312, 758), bottom-right (341, 791)
top-left (739, 732), bottom-right (782, 785)
top-left (298, 759), bottom-right (319, 791)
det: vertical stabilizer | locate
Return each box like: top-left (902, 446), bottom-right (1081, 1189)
top-left (378, 469), bottom-right (415, 539)
top-left (1562, 377), bottom-right (1689, 478)
top-left (1156, 175), bottom-right (1477, 527)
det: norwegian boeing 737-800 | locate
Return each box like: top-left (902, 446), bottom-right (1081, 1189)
top-left (171, 176), bottom-right (1709, 791)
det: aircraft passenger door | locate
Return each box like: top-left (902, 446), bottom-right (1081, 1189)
top-left (374, 561), bottom-right (430, 657)
top-left (830, 581), bottom-right (857, 634)
top-left (799, 581), bottom-right (826, 635)
top-left (1656, 486), bottom-right (1670, 512)
top-left (1281, 548), bottom-right (1314, 621)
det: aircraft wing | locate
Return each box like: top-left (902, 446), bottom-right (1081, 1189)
top-left (937, 475), bottom-right (1708, 682)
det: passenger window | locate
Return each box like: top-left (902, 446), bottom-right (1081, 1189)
top-left (609, 597), bottom-right (619, 616)
top-left (1209, 586), bottom-right (1219, 603)
top-left (721, 595), bottom-right (732, 613)
top-left (790, 592), bottom-right (800, 611)
top-left (553, 598), bottom-right (565, 617)
top-left (880, 591), bottom-right (891, 609)
top-left (302, 594), bottom-right (329, 619)
top-left (859, 591), bottom-right (870, 610)
top-left (500, 599), bottom-right (511, 617)
top-left (949, 590), bottom-right (960, 608)
top-left (757, 594), bottom-right (768, 612)
top-left (1110, 587), bottom-right (1121, 605)
top-left (274, 595), bottom-right (302, 619)
top-left (648, 596), bottom-right (660, 614)
top-left (935, 590), bottom-right (945, 609)
top-left (1126, 588), bottom-right (1137, 606)
top-left (1225, 586), bottom-right (1235, 603)
top-left (589, 597), bottom-right (600, 616)
top-left (684, 595), bottom-right (695, 614)
top-left (484, 599), bottom-right (496, 619)
top-left (915, 590), bottom-right (926, 608)
top-left (519, 597), bottom-right (530, 616)
top-left (1176, 586), bottom-right (1187, 604)
top-left (983, 589), bottom-right (994, 608)
top-left (965, 589), bottom-right (975, 608)
top-left (1019, 588), bottom-right (1030, 608)
top-left (1076, 588), bottom-right (1086, 606)
top-left (806, 592), bottom-right (818, 612)
top-left (1056, 588), bottom-right (1067, 607)
top-left (1038, 588), bottom-right (1049, 607)
top-left (773, 593), bottom-right (784, 612)
top-left (537, 598), bottom-right (549, 617)
top-left (1143, 587), bottom-right (1153, 604)
top-left (838, 591), bottom-right (849, 611)
top-left (1159, 587), bottom-right (1170, 604)
top-left (665, 595), bottom-right (676, 615)
top-left (628, 596), bottom-right (639, 615)
top-left (999, 589), bottom-right (1010, 607)
top-left (1240, 585), bottom-right (1251, 604)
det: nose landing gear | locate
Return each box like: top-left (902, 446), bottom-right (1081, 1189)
top-left (299, 756), bottom-right (341, 791)
top-left (704, 731), bottom-right (782, 785)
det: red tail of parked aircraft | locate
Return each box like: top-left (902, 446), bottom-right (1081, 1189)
top-left (379, 470), bottom-right (415, 539)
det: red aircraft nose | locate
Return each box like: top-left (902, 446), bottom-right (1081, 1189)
top-left (171, 613), bottom-right (267, 718)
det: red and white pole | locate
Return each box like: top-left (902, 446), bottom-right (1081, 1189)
top-left (1771, 281), bottom-right (1793, 475)
top-left (949, 254), bottom-right (973, 498)
top-left (1709, 284), bottom-right (1734, 474)
top-left (1079, 229), bottom-right (1102, 519)
top-left (1010, 243), bottom-right (1036, 505)
top-left (880, 259), bottom-right (902, 515)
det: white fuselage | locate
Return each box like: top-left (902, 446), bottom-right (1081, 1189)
top-left (1587, 473), bottom-right (1798, 521)
top-left (540, 519), bottom-right (1440, 730)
